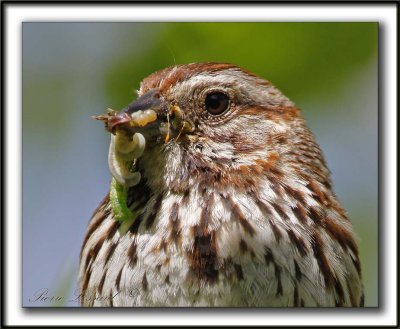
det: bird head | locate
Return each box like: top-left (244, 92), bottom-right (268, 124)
top-left (97, 63), bottom-right (329, 193)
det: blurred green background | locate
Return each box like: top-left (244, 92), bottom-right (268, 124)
top-left (23, 22), bottom-right (378, 307)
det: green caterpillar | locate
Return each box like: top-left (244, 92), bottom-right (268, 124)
top-left (109, 177), bottom-right (133, 222)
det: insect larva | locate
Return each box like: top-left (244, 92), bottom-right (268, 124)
top-left (109, 177), bottom-right (134, 222)
top-left (98, 108), bottom-right (158, 223)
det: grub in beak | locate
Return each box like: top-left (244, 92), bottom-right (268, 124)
top-left (93, 90), bottom-right (162, 133)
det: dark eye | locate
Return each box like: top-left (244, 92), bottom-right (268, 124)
top-left (205, 92), bottom-right (230, 115)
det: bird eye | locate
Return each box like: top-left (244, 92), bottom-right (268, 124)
top-left (205, 92), bottom-right (230, 115)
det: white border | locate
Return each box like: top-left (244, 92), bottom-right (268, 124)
top-left (5, 3), bottom-right (397, 327)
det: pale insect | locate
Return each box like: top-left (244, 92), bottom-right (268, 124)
top-left (95, 108), bottom-right (157, 223)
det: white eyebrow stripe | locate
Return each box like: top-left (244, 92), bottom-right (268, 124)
top-left (168, 69), bottom-right (295, 108)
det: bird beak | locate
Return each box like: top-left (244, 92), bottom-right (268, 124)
top-left (94, 89), bottom-right (193, 143)
top-left (95, 89), bottom-right (163, 133)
